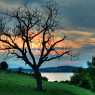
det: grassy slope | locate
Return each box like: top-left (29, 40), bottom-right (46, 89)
top-left (0, 71), bottom-right (95, 95)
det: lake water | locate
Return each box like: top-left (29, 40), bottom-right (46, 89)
top-left (41, 73), bottom-right (74, 82)
top-left (9, 68), bottom-right (74, 82)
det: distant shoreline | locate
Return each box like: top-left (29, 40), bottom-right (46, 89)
top-left (9, 66), bottom-right (81, 73)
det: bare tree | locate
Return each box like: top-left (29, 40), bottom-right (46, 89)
top-left (0, 2), bottom-right (69, 90)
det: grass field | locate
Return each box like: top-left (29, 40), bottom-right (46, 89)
top-left (0, 71), bottom-right (95, 95)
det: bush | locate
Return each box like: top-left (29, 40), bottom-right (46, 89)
top-left (42, 76), bottom-right (48, 81)
top-left (0, 61), bottom-right (8, 70)
top-left (70, 66), bottom-right (95, 91)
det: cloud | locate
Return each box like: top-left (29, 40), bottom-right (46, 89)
top-left (61, 0), bottom-right (95, 30)
top-left (0, 0), bottom-right (95, 31)
top-left (0, 1), bottom-right (22, 12)
top-left (58, 29), bottom-right (95, 49)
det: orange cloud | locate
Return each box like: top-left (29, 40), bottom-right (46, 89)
top-left (63, 30), bottom-right (93, 37)
top-left (0, 29), bottom-right (95, 54)
top-left (59, 29), bottom-right (95, 49)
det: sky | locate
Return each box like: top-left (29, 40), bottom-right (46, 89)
top-left (0, 0), bottom-right (95, 68)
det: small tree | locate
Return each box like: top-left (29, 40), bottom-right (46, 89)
top-left (0, 2), bottom-right (69, 90)
top-left (0, 61), bottom-right (8, 70)
top-left (87, 57), bottom-right (95, 69)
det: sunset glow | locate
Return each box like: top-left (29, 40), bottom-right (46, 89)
top-left (0, 29), bottom-right (95, 52)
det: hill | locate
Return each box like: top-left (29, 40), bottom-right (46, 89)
top-left (0, 71), bottom-right (95, 95)
top-left (10, 66), bottom-right (80, 73)
top-left (40, 66), bottom-right (80, 72)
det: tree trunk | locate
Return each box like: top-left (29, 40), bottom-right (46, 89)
top-left (33, 67), bottom-right (43, 91)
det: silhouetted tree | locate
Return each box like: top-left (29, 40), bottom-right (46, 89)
top-left (0, 61), bottom-right (8, 70)
top-left (0, 1), bottom-right (69, 90)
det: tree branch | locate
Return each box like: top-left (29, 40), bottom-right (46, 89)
top-left (44, 50), bottom-right (70, 61)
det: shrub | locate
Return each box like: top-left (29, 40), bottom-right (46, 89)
top-left (42, 76), bottom-right (48, 81)
top-left (0, 61), bottom-right (8, 70)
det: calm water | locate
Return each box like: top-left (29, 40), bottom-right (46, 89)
top-left (41, 73), bottom-right (74, 82)
top-left (9, 68), bottom-right (74, 82)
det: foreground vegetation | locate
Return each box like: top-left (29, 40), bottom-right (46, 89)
top-left (70, 57), bottom-right (95, 91)
top-left (0, 71), bottom-right (95, 95)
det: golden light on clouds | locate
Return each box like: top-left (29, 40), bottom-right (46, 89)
top-left (0, 29), bottom-right (95, 53)
top-left (63, 30), bottom-right (95, 48)
top-left (63, 30), bottom-right (93, 37)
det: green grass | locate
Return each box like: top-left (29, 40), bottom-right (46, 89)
top-left (0, 71), bottom-right (95, 95)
